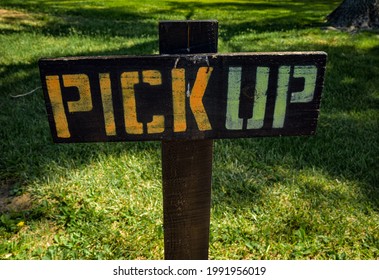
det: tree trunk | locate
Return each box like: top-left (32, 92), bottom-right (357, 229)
top-left (326, 0), bottom-right (379, 30)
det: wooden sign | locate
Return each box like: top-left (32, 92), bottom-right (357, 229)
top-left (39, 52), bottom-right (327, 143)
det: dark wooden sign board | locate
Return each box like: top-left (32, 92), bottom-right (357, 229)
top-left (39, 53), bottom-right (326, 143)
top-left (39, 20), bottom-right (327, 260)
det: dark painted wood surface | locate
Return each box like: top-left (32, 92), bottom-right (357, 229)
top-left (38, 20), bottom-right (327, 260)
top-left (162, 139), bottom-right (213, 259)
top-left (159, 20), bottom-right (218, 54)
top-left (39, 52), bottom-right (326, 143)
top-left (160, 20), bottom-right (217, 260)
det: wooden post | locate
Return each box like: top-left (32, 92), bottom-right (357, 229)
top-left (159, 20), bottom-right (218, 260)
top-left (39, 20), bottom-right (327, 260)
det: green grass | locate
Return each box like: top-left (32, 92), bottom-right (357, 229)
top-left (1, 0), bottom-right (378, 259)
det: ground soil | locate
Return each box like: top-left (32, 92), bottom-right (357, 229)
top-left (0, 182), bottom-right (32, 213)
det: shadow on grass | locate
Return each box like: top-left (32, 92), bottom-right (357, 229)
top-left (0, 9), bottom-right (157, 39)
top-left (211, 42), bottom-right (379, 212)
top-left (0, 13), bottom-right (160, 235)
top-left (1, 0), bottom-right (378, 259)
top-left (1, 0), bottom-right (377, 212)
top-left (168, 0), bottom-right (338, 31)
top-left (1, 0), bottom-right (341, 37)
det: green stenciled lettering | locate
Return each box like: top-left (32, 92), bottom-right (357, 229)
top-left (247, 67), bottom-right (270, 129)
top-left (226, 67), bottom-right (243, 130)
top-left (291, 65), bottom-right (317, 103)
top-left (273, 66), bottom-right (290, 128)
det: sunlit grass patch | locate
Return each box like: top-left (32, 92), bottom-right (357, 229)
top-left (0, 0), bottom-right (378, 259)
top-left (0, 8), bottom-right (47, 32)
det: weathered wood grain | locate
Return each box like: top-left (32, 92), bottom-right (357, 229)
top-left (39, 52), bottom-right (326, 143)
top-left (160, 20), bottom-right (217, 260)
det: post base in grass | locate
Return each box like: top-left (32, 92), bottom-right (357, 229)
top-left (162, 139), bottom-right (213, 260)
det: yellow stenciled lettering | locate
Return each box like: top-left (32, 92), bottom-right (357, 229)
top-left (121, 71), bottom-right (143, 134)
top-left (171, 68), bottom-right (187, 132)
top-left (45, 74), bottom-right (93, 139)
top-left (142, 70), bottom-right (164, 134)
top-left (62, 74), bottom-right (93, 113)
top-left (189, 67), bottom-right (213, 131)
top-left (99, 73), bottom-right (116, 136)
top-left (45, 75), bottom-right (70, 138)
top-left (121, 70), bottom-right (165, 135)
